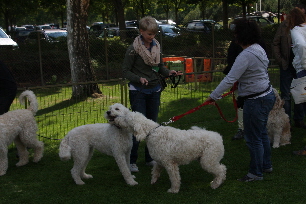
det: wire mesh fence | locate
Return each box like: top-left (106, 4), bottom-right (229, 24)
top-left (10, 63), bottom-right (280, 143)
top-left (2, 26), bottom-right (278, 88)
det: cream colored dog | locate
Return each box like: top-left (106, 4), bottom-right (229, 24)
top-left (59, 103), bottom-right (137, 186)
top-left (0, 90), bottom-right (44, 176)
top-left (267, 88), bottom-right (291, 148)
top-left (112, 107), bottom-right (226, 193)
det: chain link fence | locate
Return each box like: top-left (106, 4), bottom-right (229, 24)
top-left (1, 25), bottom-right (278, 88)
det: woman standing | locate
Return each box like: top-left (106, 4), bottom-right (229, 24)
top-left (288, 7), bottom-right (306, 78)
top-left (204, 18), bottom-right (275, 182)
top-left (122, 16), bottom-right (179, 172)
top-left (287, 7), bottom-right (306, 155)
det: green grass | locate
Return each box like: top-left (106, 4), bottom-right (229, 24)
top-left (1, 78), bottom-right (305, 204)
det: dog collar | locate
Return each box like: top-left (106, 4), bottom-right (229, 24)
top-left (146, 125), bottom-right (161, 138)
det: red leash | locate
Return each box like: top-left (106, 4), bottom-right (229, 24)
top-left (162, 83), bottom-right (238, 125)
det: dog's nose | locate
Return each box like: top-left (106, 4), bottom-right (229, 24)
top-left (106, 111), bottom-right (111, 115)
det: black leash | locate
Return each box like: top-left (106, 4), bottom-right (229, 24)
top-left (168, 74), bottom-right (181, 88)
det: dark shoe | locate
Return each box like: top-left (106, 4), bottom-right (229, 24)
top-left (264, 167), bottom-right (273, 173)
top-left (293, 149), bottom-right (306, 155)
top-left (294, 120), bottom-right (306, 129)
top-left (238, 175), bottom-right (263, 182)
top-left (232, 129), bottom-right (244, 140)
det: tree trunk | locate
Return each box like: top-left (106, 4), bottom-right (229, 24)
top-left (113, 0), bottom-right (127, 39)
top-left (67, 0), bottom-right (102, 100)
top-left (222, 0), bottom-right (228, 29)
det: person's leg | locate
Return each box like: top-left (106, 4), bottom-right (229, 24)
top-left (144, 91), bottom-right (161, 163)
top-left (0, 91), bottom-right (16, 115)
top-left (279, 68), bottom-right (292, 119)
top-left (233, 89), bottom-right (244, 140)
top-left (129, 90), bottom-right (146, 166)
top-left (232, 107), bottom-right (244, 140)
top-left (241, 91), bottom-right (275, 180)
top-left (293, 103), bottom-right (306, 128)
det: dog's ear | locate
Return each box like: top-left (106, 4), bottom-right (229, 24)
top-left (114, 116), bottom-right (130, 129)
top-left (131, 112), bottom-right (148, 141)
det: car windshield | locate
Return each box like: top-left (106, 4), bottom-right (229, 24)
top-left (0, 29), bottom-right (8, 38)
top-left (162, 26), bottom-right (179, 34)
top-left (46, 32), bottom-right (67, 40)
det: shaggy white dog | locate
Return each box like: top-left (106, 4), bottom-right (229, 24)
top-left (59, 103), bottom-right (137, 186)
top-left (267, 88), bottom-right (291, 148)
top-left (113, 109), bottom-right (226, 193)
top-left (0, 90), bottom-right (44, 176)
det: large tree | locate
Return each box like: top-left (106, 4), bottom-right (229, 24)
top-left (67, 0), bottom-right (101, 99)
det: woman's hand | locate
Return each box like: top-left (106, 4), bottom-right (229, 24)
top-left (169, 70), bottom-right (183, 76)
top-left (140, 77), bottom-right (148, 85)
top-left (205, 97), bottom-right (215, 104)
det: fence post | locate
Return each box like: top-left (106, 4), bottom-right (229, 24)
top-left (38, 32), bottom-right (45, 86)
top-left (104, 28), bottom-right (109, 80)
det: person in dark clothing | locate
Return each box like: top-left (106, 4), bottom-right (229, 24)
top-left (0, 60), bottom-right (17, 115)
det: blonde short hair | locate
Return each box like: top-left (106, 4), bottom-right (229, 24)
top-left (139, 16), bottom-right (158, 33)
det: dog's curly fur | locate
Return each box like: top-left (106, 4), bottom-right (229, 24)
top-left (113, 107), bottom-right (226, 193)
top-left (0, 90), bottom-right (44, 176)
top-left (267, 88), bottom-right (291, 148)
top-left (59, 103), bottom-right (137, 186)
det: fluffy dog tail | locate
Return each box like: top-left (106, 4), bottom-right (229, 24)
top-left (59, 136), bottom-right (72, 161)
top-left (19, 90), bottom-right (38, 116)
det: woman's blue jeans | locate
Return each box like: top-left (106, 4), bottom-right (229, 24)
top-left (129, 90), bottom-right (161, 163)
top-left (243, 91), bottom-right (276, 177)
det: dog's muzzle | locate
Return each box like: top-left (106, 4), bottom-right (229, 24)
top-left (106, 111), bottom-right (117, 122)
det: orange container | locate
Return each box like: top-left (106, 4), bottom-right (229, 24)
top-left (185, 58), bottom-right (194, 82)
top-left (162, 57), bottom-right (185, 62)
top-left (185, 58), bottom-right (212, 82)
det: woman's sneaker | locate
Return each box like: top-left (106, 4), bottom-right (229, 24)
top-left (238, 175), bottom-right (263, 182)
top-left (130, 163), bottom-right (139, 172)
top-left (232, 129), bottom-right (244, 140)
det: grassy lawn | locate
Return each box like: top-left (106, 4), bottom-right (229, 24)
top-left (1, 80), bottom-right (305, 204)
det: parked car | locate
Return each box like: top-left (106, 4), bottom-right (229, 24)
top-left (89, 23), bottom-right (116, 37)
top-left (35, 25), bottom-right (52, 30)
top-left (98, 27), bottom-right (139, 38)
top-left (125, 20), bottom-right (138, 28)
top-left (159, 19), bottom-right (176, 25)
top-left (0, 27), bottom-right (18, 50)
top-left (230, 16), bottom-right (274, 30)
top-left (14, 27), bottom-right (26, 31)
top-left (10, 29), bottom-right (32, 44)
top-left (158, 24), bottom-right (180, 37)
top-left (186, 20), bottom-right (222, 33)
top-left (25, 29), bottom-right (67, 43)
top-left (21, 25), bottom-right (35, 30)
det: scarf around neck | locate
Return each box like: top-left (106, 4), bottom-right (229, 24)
top-left (132, 35), bottom-right (160, 67)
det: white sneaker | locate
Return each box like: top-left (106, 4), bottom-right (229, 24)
top-left (130, 163), bottom-right (139, 172)
top-left (146, 160), bottom-right (157, 166)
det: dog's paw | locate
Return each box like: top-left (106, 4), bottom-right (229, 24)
top-left (132, 175), bottom-right (136, 179)
top-left (128, 180), bottom-right (138, 186)
top-left (75, 180), bottom-right (85, 185)
top-left (167, 188), bottom-right (179, 193)
top-left (151, 178), bottom-right (158, 184)
top-left (0, 171), bottom-right (6, 176)
top-left (272, 144), bottom-right (280, 148)
top-left (16, 161), bottom-right (29, 167)
top-left (82, 173), bottom-right (93, 179)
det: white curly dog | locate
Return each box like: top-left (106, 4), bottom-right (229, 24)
top-left (0, 90), bottom-right (44, 176)
top-left (59, 103), bottom-right (137, 186)
top-left (267, 88), bottom-right (291, 148)
top-left (113, 106), bottom-right (226, 193)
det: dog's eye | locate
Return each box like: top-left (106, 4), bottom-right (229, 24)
top-left (115, 108), bottom-right (119, 110)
